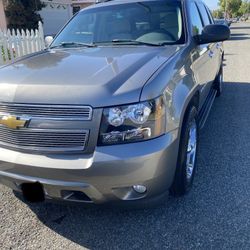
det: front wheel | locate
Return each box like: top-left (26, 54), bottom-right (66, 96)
top-left (170, 106), bottom-right (199, 197)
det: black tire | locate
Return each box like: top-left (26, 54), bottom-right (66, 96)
top-left (170, 106), bottom-right (199, 197)
top-left (214, 64), bottom-right (223, 97)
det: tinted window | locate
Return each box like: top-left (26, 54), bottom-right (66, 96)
top-left (189, 2), bottom-right (203, 35)
top-left (197, 3), bottom-right (211, 26)
top-left (51, 1), bottom-right (184, 46)
top-left (205, 6), bottom-right (214, 24)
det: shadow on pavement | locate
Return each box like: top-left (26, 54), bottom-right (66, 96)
top-left (229, 36), bottom-right (249, 41)
top-left (230, 25), bottom-right (250, 29)
top-left (19, 82), bottom-right (250, 249)
top-left (230, 33), bottom-right (248, 36)
top-left (228, 30), bottom-right (249, 41)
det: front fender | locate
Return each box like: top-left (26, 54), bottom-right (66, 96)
top-left (140, 47), bottom-right (200, 135)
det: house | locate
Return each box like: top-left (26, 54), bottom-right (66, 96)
top-left (0, 0), bottom-right (93, 35)
top-left (0, 0), bottom-right (7, 30)
top-left (72, 0), bottom-right (95, 14)
top-left (0, 0), bottom-right (73, 35)
top-left (40, 0), bottom-right (97, 35)
top-left (39, 0), bottom-right (73, 36)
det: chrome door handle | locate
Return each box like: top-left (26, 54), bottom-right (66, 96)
top-left (209, 51), bottom-right (214, 58)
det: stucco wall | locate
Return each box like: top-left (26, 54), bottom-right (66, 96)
top-left (42, 0), bottom-right (72, 4)
top-left (73, 2), bottom-right (93, 11)
top-left (72, 0), bottom-right (95, 10)
top-left (40, 0), bottom-right (73, 36)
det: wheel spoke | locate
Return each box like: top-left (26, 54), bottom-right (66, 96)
top-left (186, 121), bottom-right (197, 181)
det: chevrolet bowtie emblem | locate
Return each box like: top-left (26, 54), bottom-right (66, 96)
top-left (0, 115), bottom-right (30, 129)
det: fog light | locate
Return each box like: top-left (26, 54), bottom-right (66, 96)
top-left (133, 185), bottom-right (147, 194)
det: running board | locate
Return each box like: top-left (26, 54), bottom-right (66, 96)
top-left (198, 89), bottom-right (217, 129)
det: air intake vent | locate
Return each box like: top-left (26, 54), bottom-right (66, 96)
top-left (0, 127), bottom-right (89, 152)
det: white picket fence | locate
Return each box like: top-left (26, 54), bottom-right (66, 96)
top-left (0, 22), bottom-right (45, 66)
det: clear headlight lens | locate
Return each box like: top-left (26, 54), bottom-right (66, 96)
top-left (98, 97), bottom-right (166, 145)
top-left (108, 107), bottom-right (125, 127)
top-left (126, 103), bottom-right (152, 124)
top-left (108, 103), bottom-right (151, 127)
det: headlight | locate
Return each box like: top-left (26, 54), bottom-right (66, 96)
top-left (98, 97), bottom-right (166, 145)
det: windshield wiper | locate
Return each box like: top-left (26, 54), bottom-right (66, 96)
top-left (158, 41), bottom-right (177, 46)
top-left (112, 39), bottom-right (163, 46)
top-left (50, 42), bottom-right (96, 49)
top-left (95, 39), bottom-right (163, 47)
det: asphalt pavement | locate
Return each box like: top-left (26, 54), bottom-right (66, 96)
top-left (0, 22), bottom-right (250, 250)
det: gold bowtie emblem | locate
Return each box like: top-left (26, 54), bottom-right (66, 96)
top-left (0, 115), bottom-right (29, 129)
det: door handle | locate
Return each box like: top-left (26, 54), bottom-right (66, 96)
top-left (216, 43), bottom-right (221, 49)
top-left (209, 51), bottom-right (214, 58)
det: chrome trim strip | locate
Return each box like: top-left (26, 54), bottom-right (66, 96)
top-left (0, 127), bottom-right (87, 133)
top-left (0, 113), bottom-right (91, 121)
top-left (0, 143), bottom-right (86, 153)
top-left (0, 103), bottom-right (93, 121)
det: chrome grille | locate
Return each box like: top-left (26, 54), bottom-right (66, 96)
top-left (0, 103), bottom-right (93, 120)
top-left (0, 127), bottom-right (89, 152)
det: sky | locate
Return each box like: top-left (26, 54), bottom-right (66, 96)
top-left (204, 0), bottom-right (219, 10)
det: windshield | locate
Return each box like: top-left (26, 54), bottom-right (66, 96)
top-left (51, 1), bottom-right (184, 47)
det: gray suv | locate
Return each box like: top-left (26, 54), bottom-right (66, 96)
top-left (0, 0), bottom-right (230, 206)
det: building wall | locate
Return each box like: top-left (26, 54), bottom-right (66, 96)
top-left (40, 0), bottom-right (73, 36)
top-left (0, 0), bottom-right (95, 33)
top-left (72, 0), bottom-right (95, 13)
top-left (0, 0), bottom-right (7, 30)
top-left (74, 3), bottom-right (93, 9)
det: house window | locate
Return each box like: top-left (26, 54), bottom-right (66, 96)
top-left (73, 6), bottom-right (81, 15)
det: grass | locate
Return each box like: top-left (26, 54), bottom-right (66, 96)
top-left (1, 45), bottom-right (13, 62)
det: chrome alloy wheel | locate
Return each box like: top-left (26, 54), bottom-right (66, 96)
top-left (186, 121), bottom-right (197, 181)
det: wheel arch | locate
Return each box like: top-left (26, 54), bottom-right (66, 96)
top-left (178, 89), bottom-right (200, 139)
top-left (169, 89), bottom-right (200, 189)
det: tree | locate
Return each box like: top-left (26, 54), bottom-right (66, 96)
top-left (239, 0), bottom-right (250, 15)
top-left (219, 0), bottom-right (242, 17)
top-left (5, 0), bottom-right (45, 30)
top-left (212, 9), bottom-right (225, 19)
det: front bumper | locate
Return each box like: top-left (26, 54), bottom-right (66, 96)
top-left (0, 130), bottom-right (179, 205)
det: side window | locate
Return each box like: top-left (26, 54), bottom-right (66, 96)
top-left (197, 3), bottom-right (211, 26)
top-left (205, 6), bottom-right (214, 24)
top-left (189, 2), bottom-right (204, 35)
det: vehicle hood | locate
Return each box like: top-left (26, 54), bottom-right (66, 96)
top-left (0, 46), bottom-right (180, 107)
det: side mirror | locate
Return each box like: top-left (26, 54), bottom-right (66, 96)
top-left (45, 36), bottom-right (54, 47)
top-left (196, 24), bottom-right (230, 45)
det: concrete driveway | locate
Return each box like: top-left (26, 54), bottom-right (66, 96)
top-left (0, 22), bottom-right (250, 250)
